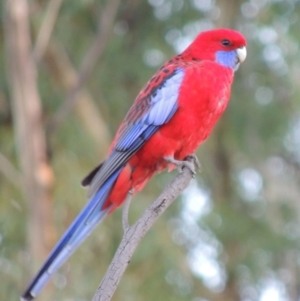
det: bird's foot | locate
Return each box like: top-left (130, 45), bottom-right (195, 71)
top-left (164, 155), bottom-right (199, 176)
top-left (185, 154), bottom-right (201, 170)
top-left (122, 189), bottom-right (134, 233)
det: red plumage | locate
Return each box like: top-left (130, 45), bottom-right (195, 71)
top-left (100, 28), bottom-right (247, 211)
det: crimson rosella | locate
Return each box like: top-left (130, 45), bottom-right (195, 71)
top-left (22, 28), bottom-right (247, 300)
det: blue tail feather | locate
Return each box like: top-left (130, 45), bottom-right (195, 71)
top-left (21, 168), bottom-right (122, 301)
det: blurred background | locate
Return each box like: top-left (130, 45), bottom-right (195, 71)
top-left (1, 0), bottom-right (300, 300)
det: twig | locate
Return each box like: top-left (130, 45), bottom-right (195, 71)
top-left (92, 158), bottom-right (196, 301)
top-left (33, 0), bottom-right (63, 63)
top-left (122, 189), bottom-right (133, 232)
top-left (48, 0), bottom-right (121, 135)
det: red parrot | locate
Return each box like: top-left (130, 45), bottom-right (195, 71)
top-left (22, 28), bottom-right (246, 300)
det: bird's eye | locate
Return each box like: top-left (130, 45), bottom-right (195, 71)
top-left (221, 39), bottom-right (231, 46)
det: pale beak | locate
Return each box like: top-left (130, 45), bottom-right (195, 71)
top-left (236, 46), bottom-right (247, 63)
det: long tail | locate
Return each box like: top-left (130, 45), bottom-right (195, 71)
top-left (21, 168), bottom-right (122, 301)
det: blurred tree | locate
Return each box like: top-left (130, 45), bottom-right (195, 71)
top-left (1, 0), bottom-right (300, 301)
top-left (4, 0), bottom-right (56, 273)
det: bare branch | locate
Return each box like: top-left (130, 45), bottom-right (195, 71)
top-left (48, 0), bottom-right (121, 135)
top-left (92, 158), bottom-right (196, 301)
top-left (44, 42), bottom-right (111, 153)
top-left (33, 0), bottom-right (63, 63)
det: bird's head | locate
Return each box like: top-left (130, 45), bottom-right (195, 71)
top-left (184, 28), bottom-right (247, 71)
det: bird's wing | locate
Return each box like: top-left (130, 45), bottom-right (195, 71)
top-left (86, 66), bottom-right (185, 197)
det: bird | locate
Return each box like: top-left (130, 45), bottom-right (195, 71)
top-left (21, 28), bottom-right (247, 300)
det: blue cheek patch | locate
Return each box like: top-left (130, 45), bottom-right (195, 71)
top-left (216, 50), bottom-right (238, 70)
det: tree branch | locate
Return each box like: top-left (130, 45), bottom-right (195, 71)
top-left (48, 0), bottom-right (121, 135)
top-left (43, 42), bottom-right (111, 153)
top-left (33, 0), bottom-right (63, 63)
top-left (92, 158), bottom-right (196, 301)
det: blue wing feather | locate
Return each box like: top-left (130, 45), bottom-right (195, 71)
top-left (144, 69), bottom-right (183, 125)
top-left (115, 123), bottom-right (148, 151)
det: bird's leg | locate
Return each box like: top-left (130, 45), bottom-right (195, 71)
top-left (122, 189), bottom-right (134, 232)
top-left (164, 155), bottom-right (199, 175)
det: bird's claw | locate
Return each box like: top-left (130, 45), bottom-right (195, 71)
top-left (164, 155), bottom-right (199, 175)
top-left (185, 154), bottom-right (201, 170)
